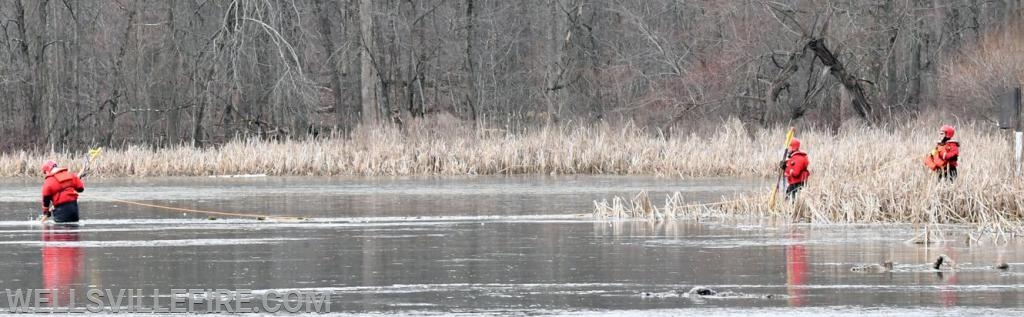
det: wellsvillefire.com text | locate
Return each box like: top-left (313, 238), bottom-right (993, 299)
top-left (4, 289), bottom-right (332, 313)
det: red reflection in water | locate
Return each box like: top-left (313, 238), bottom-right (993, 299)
top-left (939, 272), bottom-right (959, 306)
top-left (938, 248), bottom-right (958, 307)
top-left (786, 231), bottom-right (808, 307)
top-left (42, 224), bottom-right (83, 307)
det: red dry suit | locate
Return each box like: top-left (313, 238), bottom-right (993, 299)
top-left (784, 151), bottom-right (810, 185)
top-left (924, 140), bottom-right (959, 170)
top-left (41, 168), bottom-right (85, 214)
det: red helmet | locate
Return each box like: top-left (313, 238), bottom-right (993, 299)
top-left (789, 138), bottom-right (801, 152)
top-left (40, 160), bottom-right (58, 175)
top-left (940, 125), bottom-right (955, 139)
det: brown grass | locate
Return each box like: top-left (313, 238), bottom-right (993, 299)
top-left (11, 116), bottom-right (1024, 231)
top-left (0, 118), bottom-right (779, 177)
top-left (594, 121), bottom-right (1024, 234)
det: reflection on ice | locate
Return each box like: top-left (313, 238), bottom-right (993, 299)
top-left (1, 238), bottom-right (309, 247)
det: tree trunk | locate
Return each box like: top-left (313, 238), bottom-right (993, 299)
top-left (884, 28), bottom-right (900, 111)
top-left (13, 0), bottom-right (34, 142)
top-left (807, 38), bottom-right (874, 124)
top-left (384, 2), bottom-right (402, 127)
top-left (315, 0), bottom-right (348, 131)
top-left (908, 17), bottom-right (924, 107)
top-left (358, 0), bottom-right (379, 124)
top-left (68, 0), bottom-right (83, 145)
top-left (341, 0), bottom-right (360, 126)
top-left (107, 2), bottom-right (137, 146)
top-left (15, 0), bottom-right (51, 144)
top-left (166, 1), bottom-right (180, 145)
top-left (543, 1), bottom-right (574, 125)
top-left (36, 0), bottom-right (51, 143)
top-left (465, 0), bottom-right (478, 124)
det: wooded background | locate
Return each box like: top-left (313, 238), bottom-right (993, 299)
top-left (0, 0), bottom-right (1021, 149)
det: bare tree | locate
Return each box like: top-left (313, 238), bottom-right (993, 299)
top-left (0, 0), bottom-right (1015, 149)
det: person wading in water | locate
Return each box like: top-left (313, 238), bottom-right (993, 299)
top-left (40, 160), bottom-right (85, 223)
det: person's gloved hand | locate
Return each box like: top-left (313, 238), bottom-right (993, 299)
top-left (779, 161), bottom-right (787, 170)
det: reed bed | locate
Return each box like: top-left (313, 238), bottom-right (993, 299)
top-left (0, 118), bottom-right (778, 177)
top-left (10, 116), bottom-right (1024, 230)
top-left (594, 121), bottom-right (1024, 233)
top-left (593, 191), bottom-right (728, 221)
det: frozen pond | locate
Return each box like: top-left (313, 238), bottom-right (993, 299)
top-left (0, 176), bottom-right (1022, 315)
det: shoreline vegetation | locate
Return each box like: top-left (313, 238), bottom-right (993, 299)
top-left (5, 119), bottom-right (1005, 180)
top-left (599, 119), bottom-right (1024, 232)
top-left (3, 119), bottom-right (785, 178)
top-left (8, 118), bottom-right (1024, 231)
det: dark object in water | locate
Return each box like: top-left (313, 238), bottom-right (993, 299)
top-left (996, 262), bottom-right (1010, 270)
top-left (207, 216), bottom-right (217, 220)
top-left (257, 216), bottom-right (266, 221)
top-left (933, 254), bottom-right (953, 270)
top-left (688, 286), bottom-right (716, 296)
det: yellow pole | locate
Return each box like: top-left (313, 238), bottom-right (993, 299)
top-left (768, 127), bottom-right (796, 210)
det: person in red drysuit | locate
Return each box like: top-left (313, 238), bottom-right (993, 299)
top-left (923, 125), bottom-right (959, 181)
top-left (780, 138), bottom-right (810, 200)
top-left (40, 160), bottom-right (85, 223)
